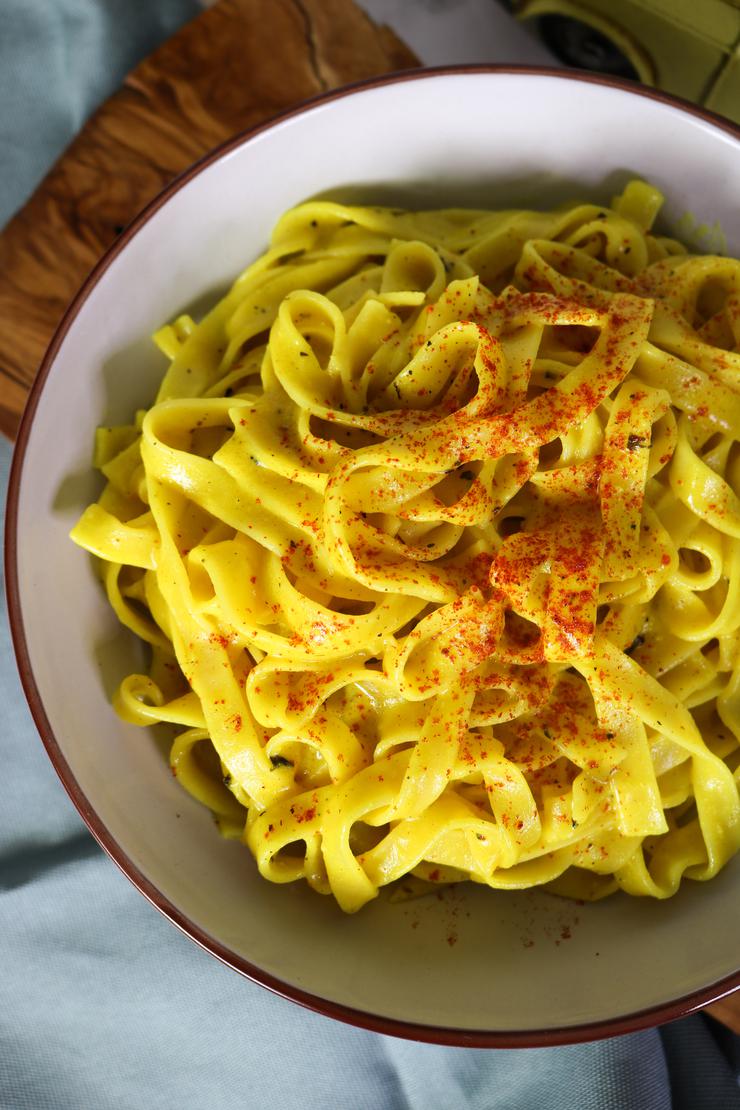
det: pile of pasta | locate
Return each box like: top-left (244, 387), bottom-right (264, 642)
top-left (72, 180), bottom-right (740, 912)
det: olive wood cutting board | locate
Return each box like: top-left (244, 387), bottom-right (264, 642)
top-left (0, 0), bottom-right (417, 440)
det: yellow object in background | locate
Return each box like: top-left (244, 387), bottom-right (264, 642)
top-left (506, 0), bottom-right (740, 124)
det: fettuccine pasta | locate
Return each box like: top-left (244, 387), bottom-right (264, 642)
top-left (71, 180), bottom-right (740, 912)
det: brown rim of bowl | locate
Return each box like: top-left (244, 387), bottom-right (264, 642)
top-left (5, 64), bottom-right (740, 1048)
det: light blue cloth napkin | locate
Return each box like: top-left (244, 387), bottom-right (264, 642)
top-left (1, 3), bottom-right (739, 1107)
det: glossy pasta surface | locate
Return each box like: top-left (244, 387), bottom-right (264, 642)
top-left (72, 182), bottom-right (740, 912)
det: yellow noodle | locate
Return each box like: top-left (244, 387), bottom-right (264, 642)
top-left (71, 180), bottom-right (740, 912)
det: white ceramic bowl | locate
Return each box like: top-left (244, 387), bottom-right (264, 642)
top-left (7, 68), bottom-right (740, 1045)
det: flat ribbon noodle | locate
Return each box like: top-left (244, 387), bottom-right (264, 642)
top-left (71, 180), bottom-right (740, 911)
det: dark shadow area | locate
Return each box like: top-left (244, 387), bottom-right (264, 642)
top-left (660, 1013), bottom-right (740, 1110)
top-left (310, 167), bottom-right (656, 225)
top-left (0, 828), bottom-right (100, 892)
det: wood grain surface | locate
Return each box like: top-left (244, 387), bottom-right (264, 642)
top-left (705, 994), bottom-right (740, 1035)
top-left (0, 0), bottom-right (417, 440)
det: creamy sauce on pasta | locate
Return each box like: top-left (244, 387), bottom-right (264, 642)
top-left (72, 181), bottom-right (740, 912)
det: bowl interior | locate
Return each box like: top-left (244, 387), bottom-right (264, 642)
top-left (10, 70), bottom-right (740, 1042)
